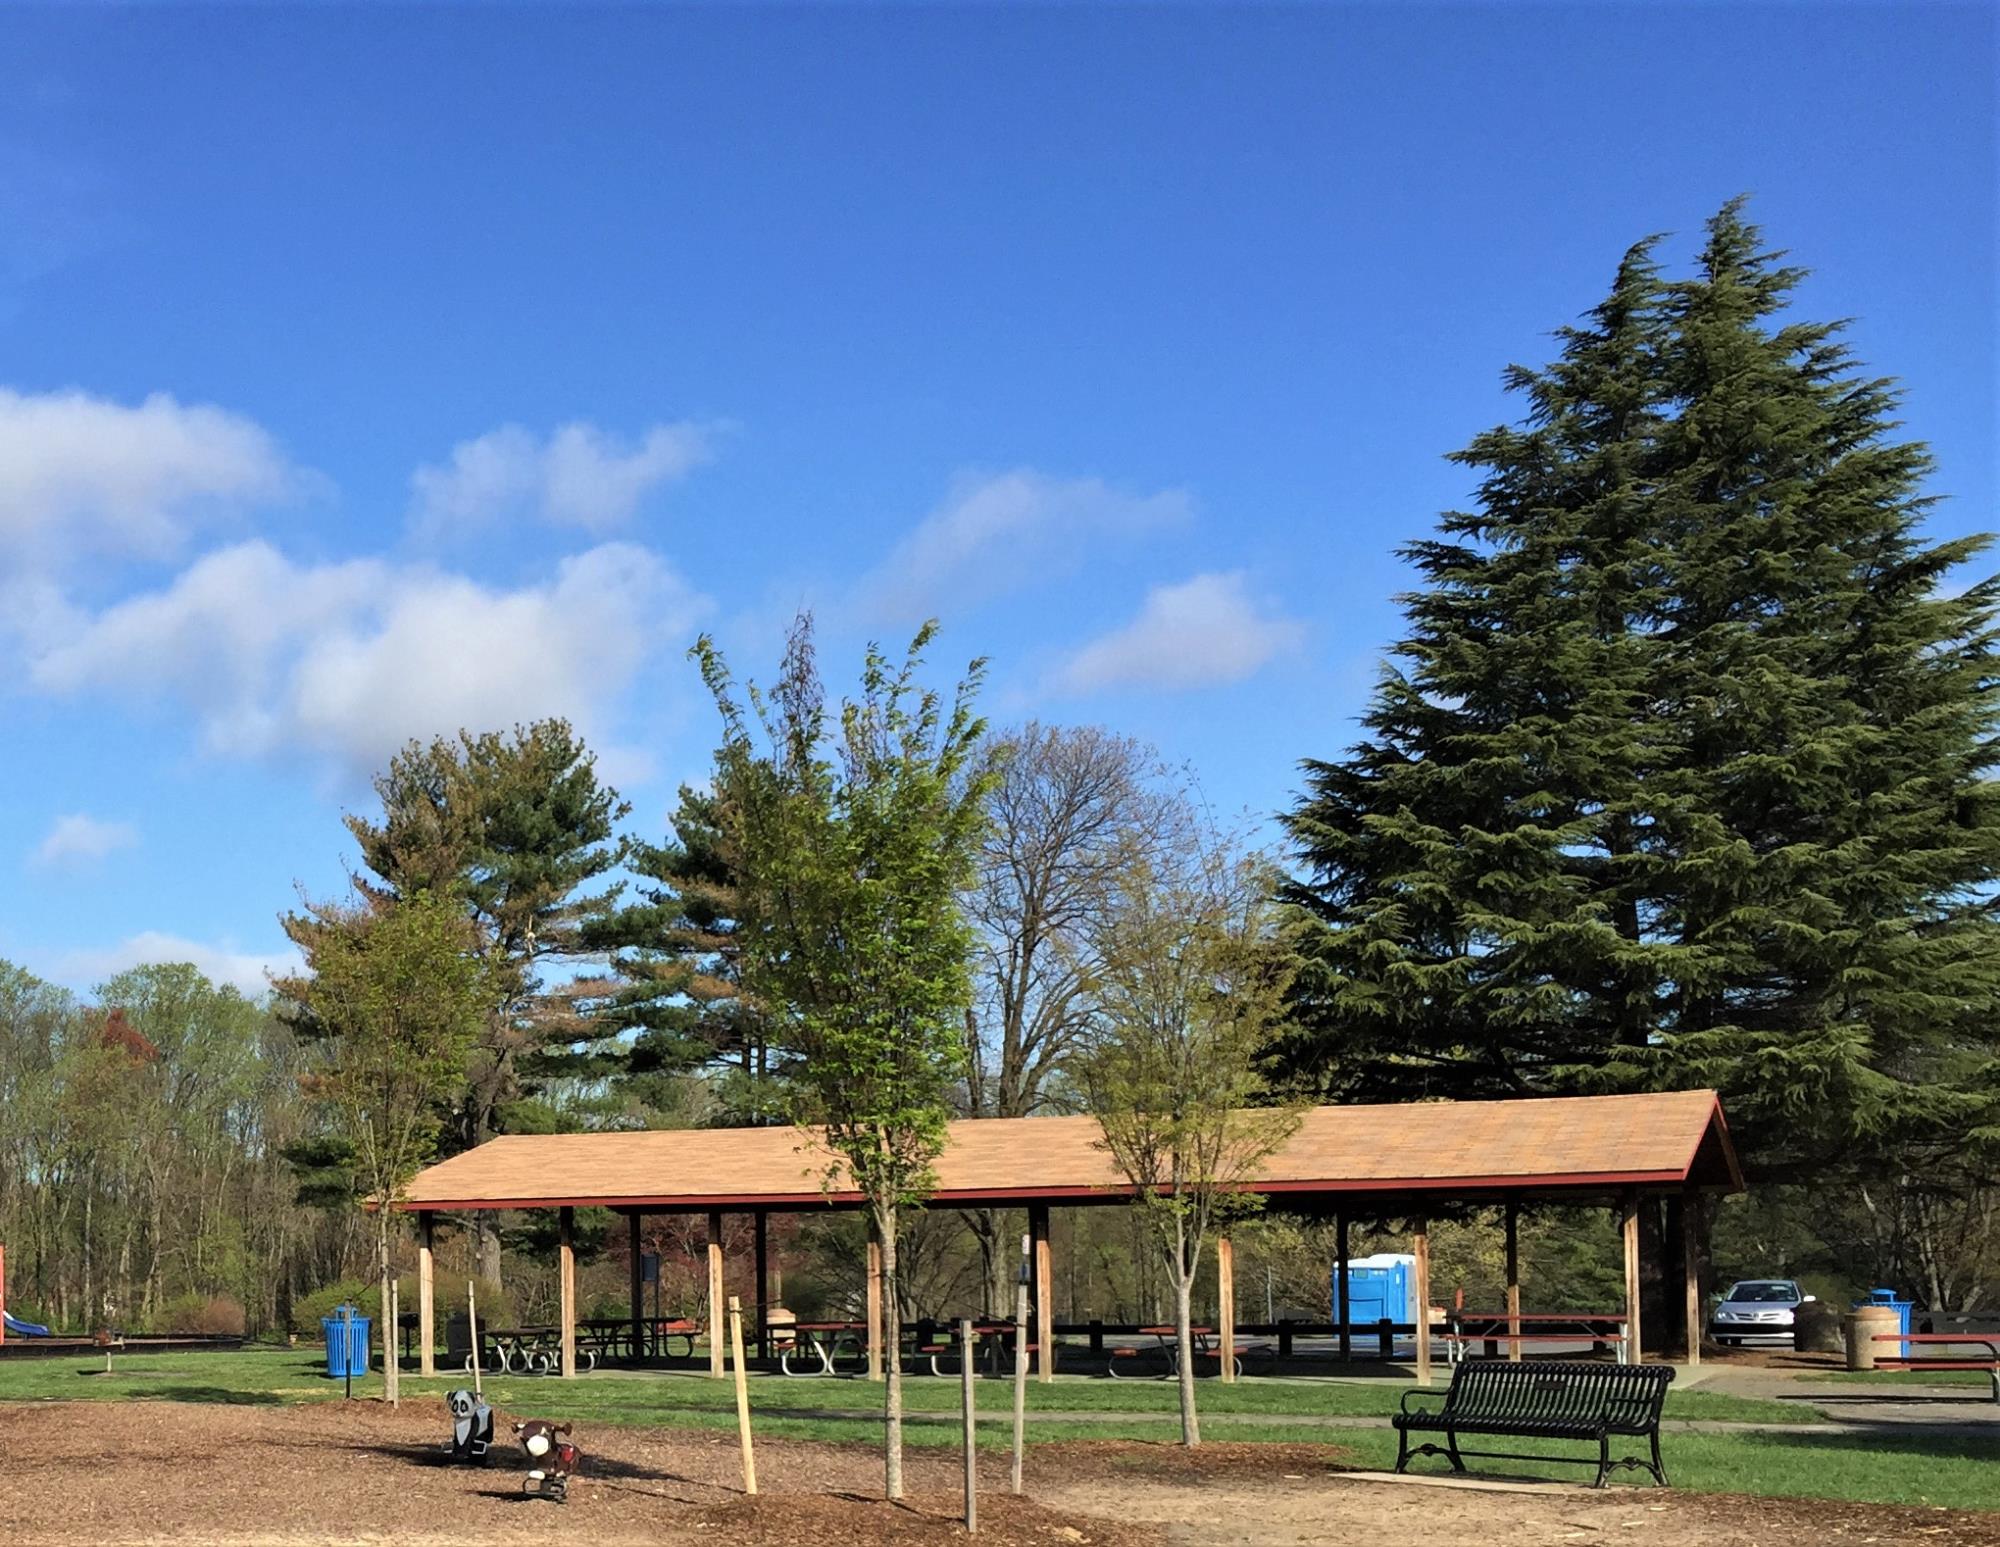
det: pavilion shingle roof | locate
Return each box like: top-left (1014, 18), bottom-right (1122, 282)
top-left (397, 1089), bottom-right (1738, 1212)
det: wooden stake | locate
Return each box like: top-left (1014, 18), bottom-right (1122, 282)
top-left (960, 1317), bottom-right (978, 1533)
top-left (467, 1280), bottom-right (483, 1399)
top-left (727, 1295), bottom-right (757, 1495)
top-left (1011, 1232), bottom-right (1029, 1495)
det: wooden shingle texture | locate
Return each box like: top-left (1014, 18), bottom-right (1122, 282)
top-left (398, 1089), bottom-right (1738, 1212)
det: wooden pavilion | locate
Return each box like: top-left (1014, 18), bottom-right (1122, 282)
top-left (395, 1088), bottom-right (1741, 1385)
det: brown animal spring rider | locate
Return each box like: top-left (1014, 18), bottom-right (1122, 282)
top-left (1393, 1358), bottom-right (1676, 1489)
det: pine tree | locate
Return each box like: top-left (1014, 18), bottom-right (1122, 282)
top-left (582, 786), bottom-right (791, 1125)
top-left (339, 719), bottom-right (628, 1278)
top-left (1283, 202), bottom-right (2000, 1186)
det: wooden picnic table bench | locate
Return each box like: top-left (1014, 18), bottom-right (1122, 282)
top-left (1394, 1357), bottom-right (1675, 1488)
top-left (1442, 1312), bottom-right (1630, 1364)
top-left (1872, 1333), bottom-right (2000, 1402)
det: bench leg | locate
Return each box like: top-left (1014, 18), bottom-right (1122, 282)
top-left (1394, 1428), bottom-right (1410, 1474)
top-left (1444, 1426), bottom-right (1466, 1473)
top-left (1649, 1429), bottom-right (1668, 1488)
top-left (1594, 1432), bottom-right (1610, 1489)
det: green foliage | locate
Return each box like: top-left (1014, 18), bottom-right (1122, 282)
top-left (695, 611), bottom-right (993, 1497)
top-left (697, 614), bottom-right (994, 1212)
top-left (147, 1292), bottom-right (246, 1336)
top-left (1071, 826), bottom-right (1303, 1445)
top-left (583, 784), bottom-right (790, 1125)
top-left (284, 892), bottom-right (492, 1212)
top-left (1283, 200), bottom-right (2000, 1183)
top-left (339, 719), bottom-right (630, 1147)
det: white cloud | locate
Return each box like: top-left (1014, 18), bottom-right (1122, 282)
top-left (30, 813), bottom-right (138, 871)
top-left (49, 931), bottom-right (295, 998)
top-left (28, 539), bottom-right (709, 777)
top-left (1047, 571), bottom-right (1304, 695)
top-left (410, 420), bottom-right (715, 537)
top-left (860, 470), bottom-right (1194, 622)
top-left (0, 387), bottom-right (301, 571)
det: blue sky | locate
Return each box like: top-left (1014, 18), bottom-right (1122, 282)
top-left (1, 4), bottom-right (1993, 997)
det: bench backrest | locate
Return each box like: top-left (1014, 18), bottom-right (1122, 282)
top-left (1440, 1358), bottom-right (1674, 1427)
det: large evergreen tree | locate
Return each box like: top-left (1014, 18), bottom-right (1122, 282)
top-left (1283, 202), bottom-right (2000, 1186)
top-left (582, 785), bottom-right (792, 1125)
top-left (338, 719), bottom-right (627, 1278)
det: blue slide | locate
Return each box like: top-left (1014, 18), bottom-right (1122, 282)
top-left (3, 1311), bottom-right (51, 1338)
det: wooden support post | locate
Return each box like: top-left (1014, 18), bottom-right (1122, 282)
top-left (708, 1209), bottom-right (727, 1379)
top-left (628, 1212), bottom-right (644, 1362)
top-left (1504, 1201), bottom-right (1521, 1363)
top-left (558, 1206), bottom-right (577, 1379)
top-left (1621, 1191), bottom-right (1643, 1364)
top-left (1030, 1203), bottom-right (1054, 1382)
top-left (417, 1211), bottom-right (436, 1377)
top-left (727, 1295), bottom-right (757, 1494)
top-left (753, 1210), bottom-right (770, 1362)
top-left (865, 1224), bottom-right (884, 1382)
top-left (1011, 1232), bottom-right (1029, 1495)
top-left (1335, 1212), bottom-right (1351, 1362)
top-left (1412, 1215), bottom-right (1431, 1387)
top-left (1682, 1191), bottom-right (1701, 1367)
top-left (1216, 1234), bottom-right (1236, 1384)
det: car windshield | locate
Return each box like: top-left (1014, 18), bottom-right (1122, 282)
top-left (1726, 1281), bottom-right (1798, 1303)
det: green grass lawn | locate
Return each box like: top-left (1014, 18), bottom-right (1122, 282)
top-left (1821, 1367), bottom-right (1998, 1388)
top-left (1, 1348), bottom-right (1989, 1512)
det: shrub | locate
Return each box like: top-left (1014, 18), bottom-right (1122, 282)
top-left (150, 1292), bottom-right (246, 1336)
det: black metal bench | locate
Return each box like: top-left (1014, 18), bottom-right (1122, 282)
top-left (1393, 1357), bottom-right (1675, 1488)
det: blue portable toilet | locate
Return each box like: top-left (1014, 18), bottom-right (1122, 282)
top-left (1863, 1287), bottom-right (1913, 1357)
top-left (321, 1305), bottom-right (373, 1379)
top-left (1334, 1252), bottom-right (1416, 1330)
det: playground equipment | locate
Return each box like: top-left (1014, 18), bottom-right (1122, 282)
top-left (0, 1245), bottom-right (52, 1341)
top-left (445, 1389), bottom-right (494, 1462)
top-left (512, 1419), bottom-right (580, 1502)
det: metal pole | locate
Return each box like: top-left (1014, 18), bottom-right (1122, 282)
top-left (960, 1317), bottom-right (978, 1533)
top-left (341, 1303), bottom-right (353, 1401)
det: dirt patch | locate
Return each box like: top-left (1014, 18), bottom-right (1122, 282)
top-left (0, 1399), bottom-right (1993, 1547)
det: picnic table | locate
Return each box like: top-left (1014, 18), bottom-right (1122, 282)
top-left (1873, 1332), bottom-right (2000, 1402)
top-left (1109, 1326), bottom-right (1252, 1379)
top-left (1442, 1311), bottom-right (1630, 1364)
top-left (781, 1320), bottom-right (871, 1376)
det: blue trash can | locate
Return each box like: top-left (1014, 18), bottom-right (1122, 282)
top-left (1862, 1288), bottom-right (1913, 1357)
top-left (321, 1306), bottom-right (373, 1379)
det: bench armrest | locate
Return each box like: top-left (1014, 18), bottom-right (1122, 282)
top-left (1398, 1388), bottom-right (1447, 1417)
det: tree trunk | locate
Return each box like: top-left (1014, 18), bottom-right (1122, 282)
top-left (1173, 1267), bottom-right (1200, 1446)
top-left (878, 1202), bottom-right (905, 1499)
top-left (475, 1214), bottom-right (502, 1290)
top-left (378, 1216), bottom-right (398, 1407)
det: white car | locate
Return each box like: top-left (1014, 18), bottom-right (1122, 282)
top-left (1710, 1278), bottom-right (1812, 1346)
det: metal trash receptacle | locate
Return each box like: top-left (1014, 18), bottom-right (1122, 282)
top-left (322, 1306), bottom-right (372, 1379)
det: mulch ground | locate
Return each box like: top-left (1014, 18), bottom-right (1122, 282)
top-left (0, 1397), bottom-right (1993, 1547)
